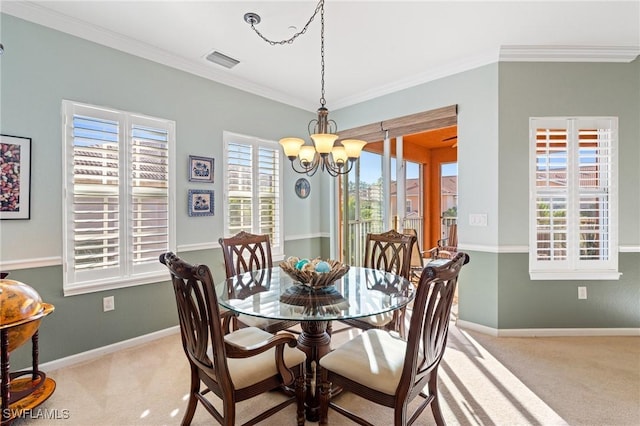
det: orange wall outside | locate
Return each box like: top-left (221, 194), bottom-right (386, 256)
top-left (364, 140), bottom-right (457, 251)
top-left (425, 146), bottom-right (457, 249)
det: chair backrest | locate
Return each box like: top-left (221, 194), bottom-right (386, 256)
top-left (403, 228), bottom-right (424, 269)
top-left (159, 252), bottom-right (233, 392)
top-left (444, 223), bottom-right (458, 248)
top-left (363, 229), bottom-right (416, 279)
top-left (218, 231), bottom-right (273, 278)
top-left (400, 252), bottom-right (469, 396)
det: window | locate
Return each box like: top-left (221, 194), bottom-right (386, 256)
top-left (222, 132), bottom-right (284, 258)
top-left (62, 101), bottom-right (176, 295)
top-left (529, 117), bottom-right (619, 280)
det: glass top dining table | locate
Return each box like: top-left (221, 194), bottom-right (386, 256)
top-left (216, 266), bottom-right (415, 322)
top-left (216, 265), bottom-right (414, 422)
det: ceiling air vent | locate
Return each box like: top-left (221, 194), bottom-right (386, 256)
top-left (205, 51), bottom-right (240, 69)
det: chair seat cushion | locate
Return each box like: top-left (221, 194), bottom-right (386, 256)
top-left (223, 327), bottom-right (306, 390)
top-left (319, 329), bottom-right (406, 395)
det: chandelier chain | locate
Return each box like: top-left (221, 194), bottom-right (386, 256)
top-left (319, 2), bottom-right (326, 107)
top-left (247, 0), bottom-right (324, 46)
top-left (245, 0), bottom-right (364, 177)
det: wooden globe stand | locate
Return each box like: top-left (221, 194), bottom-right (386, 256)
top-left (1, 313), bottom-right (56, 425)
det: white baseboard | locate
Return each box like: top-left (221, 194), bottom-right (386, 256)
top-left (456, 320), bottom-right (499, 336)
top-left (24, 320), bottom-right (640, 373)
top-left (37, 326), bottom-right (180, 373)
top-left (456, 319), bottom-right (640, 337)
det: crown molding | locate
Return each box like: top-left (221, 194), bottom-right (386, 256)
top-left (4, 2), bottom-right (639, 112)
top-left (500, 45), bottom-right (640, 63)
top-left (332, 49), bottom-right (499, 110)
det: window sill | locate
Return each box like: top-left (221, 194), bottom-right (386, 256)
top-left (63, 271), bottom-right (169, 296)
top-left (529, 271), bottom-right (622, 281)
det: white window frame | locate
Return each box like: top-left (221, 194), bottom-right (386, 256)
top-left (222, 131), bottom-right (284, 259)
top-left (529, 117), bottom-right (620, 280)
top-left (62, 100), bottom-right (176, 295)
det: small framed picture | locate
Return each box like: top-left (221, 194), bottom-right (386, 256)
top-left (188, 189), bottom-right (214, 216)
top-left (1, 134), bottom-right (31, 220)
top-left (188, 155), bottom-right (214, 183)
top-left (295, 178), bottom-right (311, 199)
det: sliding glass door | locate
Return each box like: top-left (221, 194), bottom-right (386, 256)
top-left (340, 151), bottom-right (384, 265)
top-left (339, 149), bottom-right (423, 265)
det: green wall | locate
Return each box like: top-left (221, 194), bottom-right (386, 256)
top-left (332, 59), bottom-right (639, 331)
top-left (496, 253), bottom-right (640, 329)
top-left (498, 61), bottom-right (640, 246)
top-left (495, 60), bottom-right (640, 329)
top-left (0, 14), bottom-right (326, 368)
top-left (333, 63), bottom-right (502, 327)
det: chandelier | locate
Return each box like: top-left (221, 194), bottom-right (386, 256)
top-left (244, 0), bottom-right (366, 176)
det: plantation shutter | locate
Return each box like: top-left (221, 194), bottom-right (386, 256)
top-left (223, 132), bottom-right (283, 257)
top-left (70, 113), bottom-right (122, 283)
top-left (227, 142), bottom-right (253, 234)
top-left (130, 121), bottom-right (170, 272)
top-left (63, 101), bottom-right (175, 295)
top-left (529, 117), bottom-right (618, 280)
top-left (257, 146), bottom-right (281, 253)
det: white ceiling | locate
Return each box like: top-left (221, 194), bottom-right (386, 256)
top-left (3, 1), bottom-right (639, 111)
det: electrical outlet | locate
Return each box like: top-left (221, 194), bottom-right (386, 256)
top-left (103, 296), bottom-right (115, 312)
top-left (578, 286), bottom-right (587, 300)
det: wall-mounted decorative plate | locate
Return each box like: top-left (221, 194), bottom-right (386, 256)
top-left (188, 189), bottom-right (214, 216)
top-left (295, 178), bottom-right (310, 199)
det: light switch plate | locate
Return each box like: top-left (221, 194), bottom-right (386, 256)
top-left (469, 213), bottom-right (488, 227)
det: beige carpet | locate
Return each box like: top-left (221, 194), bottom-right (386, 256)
top-left (13, 320), bottom-right (640, 426)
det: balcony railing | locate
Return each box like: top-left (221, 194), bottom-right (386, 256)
top-left (345, 216), bottom-right (458, 265)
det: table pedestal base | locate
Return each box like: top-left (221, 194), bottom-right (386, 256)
top-left (296, 320), bottom-right (331, 422)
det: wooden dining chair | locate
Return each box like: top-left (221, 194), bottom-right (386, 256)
top-left (219, 231), bottom-right (300, 334)
top-left (159, 252), bottom-right (306, 426)
top-left (338, 229), bottom-right (415, 338)
top-left (319, 251), bottom-right (470, 426)
top-left (429, 223), bottom-right (458, 259)
top-left (403, 228), bottom-right (427, 285)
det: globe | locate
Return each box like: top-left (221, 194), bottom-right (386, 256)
top-left (0, 279), bottom-right (54, 352)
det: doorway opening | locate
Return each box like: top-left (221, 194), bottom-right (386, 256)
top-left (338, 125), bottom-right (458, 265)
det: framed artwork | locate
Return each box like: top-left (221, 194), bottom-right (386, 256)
top-left (295, 178), bottom-right (311, 199)
top-left (188, 155), bottom-right (214, 183)
top-left (188, 189), bottom-right (214, 216)
top-left (0, 134), bottom-right (31, 220)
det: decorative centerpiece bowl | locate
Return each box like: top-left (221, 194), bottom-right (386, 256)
top-left (280, 257), bottom-right (349, 289)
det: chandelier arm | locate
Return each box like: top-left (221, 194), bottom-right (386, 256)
top-left (328, 119), bottom-right (337, 134)
top-left (245, 0), bottom-right (324, 46)
top-left (323, 158), bottom-right (353, 177)
top-left (308, 119), bottom-right (319, 136)
top-left (290, 155), bottom-right (321, 177)
top-left (324, 162), bottom-right (341, 177)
